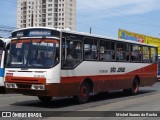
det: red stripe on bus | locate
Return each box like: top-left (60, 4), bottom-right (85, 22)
top-left (5, 64), bottom-right (157, 84)
top-left (5, 76), bottom-right (46, 84)
top-left (60, 64), bottom-right (157, 83)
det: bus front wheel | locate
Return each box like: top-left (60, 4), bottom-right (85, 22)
top-left (38, 96), bottom-right (52, 102)
top-left (75, 82), bottom-right (90, 104)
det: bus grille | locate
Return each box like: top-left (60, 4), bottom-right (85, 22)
top-left (16, 84), bottom-right (32, 89)
top-left (11, 79), bottom-right (39, 83)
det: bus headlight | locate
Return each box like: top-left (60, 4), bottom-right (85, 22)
top-left (6, 83), bottom-right (17, 89)
top-left (31, 84), bottom-right (45, 90)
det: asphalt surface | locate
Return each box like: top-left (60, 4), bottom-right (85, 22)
top-left (0, 81), bottom-right (160, 120)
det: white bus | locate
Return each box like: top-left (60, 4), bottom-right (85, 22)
top-left (5, 27), bottom-right (158, 103)
top-left (0, 38), bottom-right (10, 93)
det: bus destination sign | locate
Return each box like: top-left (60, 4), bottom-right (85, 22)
top-left (12, 28), bottom-right (60, 38)
top-left (29, 30), bottom-right (51, 37)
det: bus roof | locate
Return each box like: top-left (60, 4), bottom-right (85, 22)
top-left (12, 27), bottom-right (61, 33)
top-left (61, 29), bottom-right (157, 47)
top-left (12, 27), bottom-right (157, 48)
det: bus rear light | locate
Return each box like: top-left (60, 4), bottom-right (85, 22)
top-left (31, 84), bottom-right (45, 90)
top-left (5, 83), bottom-right (17, 89)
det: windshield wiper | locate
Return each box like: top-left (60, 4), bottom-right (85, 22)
top-left (34, 36), bottom-right (46, 60)
top-left (23, 38), bottom-right (33, 69)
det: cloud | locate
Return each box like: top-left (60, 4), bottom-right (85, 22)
top-left (77, 0), bottom-right (160, 17)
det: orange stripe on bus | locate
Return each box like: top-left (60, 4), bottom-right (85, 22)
top-left (5, 76), bottom-right (46, 84)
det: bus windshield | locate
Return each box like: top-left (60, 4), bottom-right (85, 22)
top-left (6, 38), bottom-right (59, 68)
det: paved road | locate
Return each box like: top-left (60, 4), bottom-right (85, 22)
top-left (0, 82), bottom-right (160, 120)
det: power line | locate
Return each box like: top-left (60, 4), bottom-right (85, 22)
top-left (2, 0), bottom-right (159, 38)
top-left (3, 0), bottom-right (17, 4)
top-left (144, 28), bottom-right (160, 35)
top-left (76, 21), bottom-right (115, 35)
top-left (76, 0), bottom-right (160, 37)
top-left (3, 0), bottom-right (160, 29)
top-left (91, 0), bottom-right (156, 20)
top-left (0, 24), bottom-right (16, 37)
top-left (0, 25), bottom-right (16, 29)
top-left (88, 0), bottom-right (160, 28)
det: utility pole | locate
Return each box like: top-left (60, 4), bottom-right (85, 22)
top-left (31, 11), bottom-right (34, 27)
top-left (90, 27), bottom-right (92, 34)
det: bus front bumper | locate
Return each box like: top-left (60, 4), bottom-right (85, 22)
top-left (5, 82), bottom-right (79, 97)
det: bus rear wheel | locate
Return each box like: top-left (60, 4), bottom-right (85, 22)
top-left (130, 79), bottom-right (139, 95)
top-left (38, 96), bottom-right (52, 102)
top-left (75, 82), bottom-right (90, 104)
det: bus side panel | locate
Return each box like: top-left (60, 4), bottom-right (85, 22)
top-left (59, 76), bottom-right (84, 96)
top-left (43, 83), bottom-right (80, 97)
top-left (85, 75), bottom-right (132, 92)
top-left (5, 63), bottom-right (157, 97)
top-left (60, 75), bottom-right (133, 95)
top-left (103, 75), bottom-right (133, 91)
top-left (136, 63), bottom-right (157, 87)
top-left (128, 63), bottom-right (157, 87)
top-left (43, 63), bottom-right (156, 96)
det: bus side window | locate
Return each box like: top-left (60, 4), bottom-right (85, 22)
top-left (100, 40), bottom-right (112, 61)
top-left (84, 38), bottom-right (98, 60)
top-left (150, 47), bottom-right (157, 62)
top-left (111, 42), bottom-right (116, 60)
top-left (142, 46), bottom-right (150, 63)
top-left (62, 37), bottom-right (82, 68)
top-left (116, 43), bottom-right (126, 61)
top-left (131, 45), bottom-right (142, 62)
top-left (125, 44), bottom-right (130, 61)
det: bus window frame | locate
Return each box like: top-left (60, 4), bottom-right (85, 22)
top-left (6, 38), bottom-right (60, 69)
top-left (130, 44), bottom-right (143, 63)
top-left (99, 39), bottom-right (116, 62)
top-left (0, 40), bottom-right (5, 68)
top-left (150, 46), bottom-right (158, 63)
top-left (60, 32), bottom-right (158, 70)
top-left (142, 46), bottom-right (150, 63)
top-left (61, 35), bottom-right (83, 69)
top-left (83, 37), bottom-right (99, 61)
top-left (115, 42), bottom-right (129, 62)
top-left (4, 43), bottom-right (10, 68)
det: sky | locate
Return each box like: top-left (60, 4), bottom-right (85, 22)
top-left (0, 0), bottom-right (160, 38)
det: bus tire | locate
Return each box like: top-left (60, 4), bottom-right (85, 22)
top-left (75, 82), bottom-right (90, 104)
top-left (38, 96), bottom-right (52, 102)
top-left (129, 78), bottom-right (139, 95)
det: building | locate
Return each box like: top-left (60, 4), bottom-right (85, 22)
top-left (17, 0), bottom-right (76, 30)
